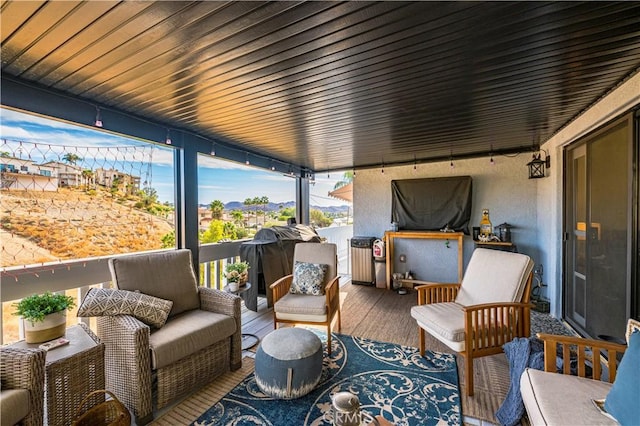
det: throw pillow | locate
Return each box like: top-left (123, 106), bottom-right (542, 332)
top-left (604, 330), bottom-right (640, 425)
top-left (289, 261), bottom-right (328, 295)
top-left (625, 318), bottom-right (640, 344)
top-left (77, 288), bottom-right (173, 328)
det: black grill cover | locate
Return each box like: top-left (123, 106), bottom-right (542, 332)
top-left (239, 224), bottom-right (321, 311)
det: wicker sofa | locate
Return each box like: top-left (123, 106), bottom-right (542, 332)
top-left (97, 249), bottom-right (242, 425)
top-left (0, 347), bottom-right (46, 426)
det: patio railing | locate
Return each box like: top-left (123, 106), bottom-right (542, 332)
top-left (0, 225), bottom-right (354, 344)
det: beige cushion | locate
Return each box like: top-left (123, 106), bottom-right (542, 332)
top-left (274, 293), bottom-right (328, 323)
top-left (109, 249), bottom-right (200, 317)
top-left (77, 287), bottom-right (173, 328)
top-left (149, 309), bottom-right (236, 370)
top-left (293, 243), bottom-right (337, 287)
top-left (455, 248), bottom-right (534, 306)
top-left (411, 302), bottom-right (465, 342)
top-left (0, 389), bottom-right (30, 426)
top-left (520, 368), bottom-right (616, 426)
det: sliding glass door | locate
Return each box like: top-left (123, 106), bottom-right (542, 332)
top-left (564, 114), bottom-right (635, 340)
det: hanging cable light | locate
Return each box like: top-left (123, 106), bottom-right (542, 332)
top-left (94, 106), bottom-right (103, 128)
top-left (210, 143), bottom-right (216, 156)
top-left (165, 129), bottom-right (172, 145)
top-left (245, 152), bottom-right (250, 165)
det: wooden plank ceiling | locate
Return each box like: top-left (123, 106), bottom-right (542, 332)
top-left (2, 1), bottom-right (640, 172)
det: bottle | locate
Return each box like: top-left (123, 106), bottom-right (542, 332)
top-left (479, 209), bottom-right (492, 237)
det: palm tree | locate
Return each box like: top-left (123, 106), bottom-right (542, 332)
top-left (243, 197), bottom-right (255, 227)
top-left (81, 169), bottom-right (94, 189)
top-left (231, 209), bottom-right (244, 227)
top-left (259, 196), bottom-right (269, 225)
top-left (209, 199), bottom-right (225, 220)
top-left (333, 171), bottom-right (354, 189)
top-left (62, 153), bottom-right (82, 165)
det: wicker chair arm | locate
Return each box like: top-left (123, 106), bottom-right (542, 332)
top-left (415, 282), bottom-right (460, 305)
top-left (96, 315), bottom-right (152, 421)
top-left (199, 287), bottom-right (241, 319)
top-left (0, 347), bottom-right (46, 390)
top-left (536, 333), bottom-right (627, 382)
top-left (270, 274), bottom-right (293, 304)
top-left (0, 347), bottom-right (46, 426)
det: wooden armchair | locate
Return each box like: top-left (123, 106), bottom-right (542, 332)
top-left (410, 248), bottom-right (534, 396)
top-left (270, 243), bottom-right (340, 355)
top-left (520, 332), bottom-right (629, 425)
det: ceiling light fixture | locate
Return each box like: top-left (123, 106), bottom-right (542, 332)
top-left (245, 153), bottom-right (250, 165)
top-left (165, 129), bottom-right (172, 145)
top-left (94, 107), bottom-right (103, 128)
top-left (210, 143), bottom-right (216, 156)
top-left (271, 160), bottom-right (276, 171)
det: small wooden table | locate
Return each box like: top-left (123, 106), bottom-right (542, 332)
top-left (385, 231), bottom-right (464, 289)
top-left (10, 324), bottom-right (105, 426)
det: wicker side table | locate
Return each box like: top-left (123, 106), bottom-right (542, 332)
top-left (11, 323), bottom-right (106, 426)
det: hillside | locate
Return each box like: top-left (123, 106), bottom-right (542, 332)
top-left (1, 188), bottom-right (173, 268)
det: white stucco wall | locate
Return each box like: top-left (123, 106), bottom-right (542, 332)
top-left (353, 155), bottom-right (540, 284)
top-left (353, 71), bottom-right (639, 319)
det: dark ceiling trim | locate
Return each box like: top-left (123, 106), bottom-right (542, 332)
top-left (349, 145), bottom-right (538, 174)
top-left (0, 74), bottom-right (304, 176)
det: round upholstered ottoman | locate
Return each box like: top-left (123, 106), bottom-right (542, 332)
top-left (255, 327), bottom-right (323, 399)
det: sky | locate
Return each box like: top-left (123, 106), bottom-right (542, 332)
top-left (0, 108), bottom-right (348, 207)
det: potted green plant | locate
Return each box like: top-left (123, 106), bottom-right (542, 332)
top-left (13, 291), bottom-right (75, 343)
top-left (225, 261), bottom-right (249, 292)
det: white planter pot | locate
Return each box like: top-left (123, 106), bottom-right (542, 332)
top-left (23, 310), bottom-right (67, 343)
top-left (229, 281), bottom-right (239, 292)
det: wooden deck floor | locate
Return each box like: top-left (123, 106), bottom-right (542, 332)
top-left (239, 279), bottom-right (511, 425)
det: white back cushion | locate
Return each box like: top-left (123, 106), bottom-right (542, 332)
top-left (454, 248), bottom-right (533, 306)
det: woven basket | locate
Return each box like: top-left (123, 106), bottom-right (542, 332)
top-left (72, 390), bottom-right (131, 426)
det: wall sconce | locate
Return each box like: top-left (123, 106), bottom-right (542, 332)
top-left (527, 150), bottom-right (550, 179)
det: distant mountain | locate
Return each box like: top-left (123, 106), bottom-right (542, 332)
top-left (199, 201), bottom-right (349, 214)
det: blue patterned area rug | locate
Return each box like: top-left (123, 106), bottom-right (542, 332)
top-left (191, 331), bottom-right (461, 425)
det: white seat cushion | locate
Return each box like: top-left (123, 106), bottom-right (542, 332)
top-left (274, 293), bottom-right (327, 323)
top-left (520, 368), bottom-right (616, 426)
top-left (411, 302), bottom-right (465, 342)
